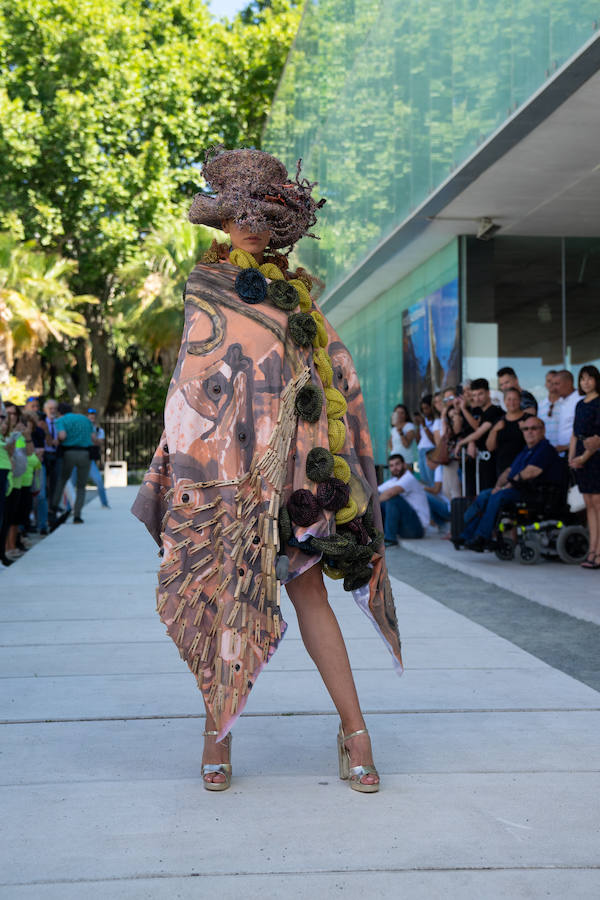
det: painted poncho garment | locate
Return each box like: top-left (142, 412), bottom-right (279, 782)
top-left (132, 261), bottom-right (403, 739)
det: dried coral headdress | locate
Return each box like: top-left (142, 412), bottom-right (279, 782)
top-left (188, 146), bottom-right (326, 252)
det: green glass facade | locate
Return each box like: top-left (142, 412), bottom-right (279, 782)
top-left (339, 240), bottom-right (458, 462)
top-left (265, 0), bottom-right (599, 294)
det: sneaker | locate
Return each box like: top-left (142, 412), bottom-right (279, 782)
top-left (73, 516), bottom-right (84, 524)
top-left (5, 549), bottom-right (24, 560)
top-left (384, 539), bottom-right (399, 547)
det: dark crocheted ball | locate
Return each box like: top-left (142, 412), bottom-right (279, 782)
top-left (235, 268), bottom-right (268, 304)
top-left (306, 447), bottom-right (334, 483)
top-left (308, 533), bottom-right (356, 558)
top-left (343, 567), bottom-right (373, 592)
top-left (287, 489), bottom-right (321, 527)
top-left (288, 312), bottom-right (318, 347)
top-left (341, 518), bottom-right (371, 546)
top-left (278, 506), bottom-right (292, 545)
top-left (268, 280), bottom-right (299, 311)
top-left (295, 383), bottom-right (323, 423)
top-left (316, 478), bottom-right (350, 511)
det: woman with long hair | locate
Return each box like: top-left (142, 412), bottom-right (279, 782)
top-left (569, 365), bottom-right (600, 568)
top-left (388, 403), bottom-right (417, 470)
top-left (133, 148), bottom-right (403, 793)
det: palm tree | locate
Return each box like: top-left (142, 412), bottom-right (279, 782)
top-left (0, 231), bottom-right (97, 390)
top-left (115, 217), bottom-right (220, 372)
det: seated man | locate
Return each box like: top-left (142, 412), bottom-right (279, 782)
top-left (424, 459), bottom-right (451, 531)
top-left (462, 416), bottom-right (564, 551)
top-left (378, 453), bottom-right (430, 544)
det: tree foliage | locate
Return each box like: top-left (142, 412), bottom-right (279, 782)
top-left (0, 0), bottom-right (301, 409)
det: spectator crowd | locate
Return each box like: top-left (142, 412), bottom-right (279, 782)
top-left (381, 365), bottom-right (600, 569)
top-left (0, 396), bottom-right (109, 566)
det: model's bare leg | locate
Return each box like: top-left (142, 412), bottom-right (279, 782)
top-left (286, 563), bottom-right (378, 785)
top-left (202, 706), bottom-right (230, 785)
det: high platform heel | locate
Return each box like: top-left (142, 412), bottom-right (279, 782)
top-left (337, 725), bottom-right (380, 793)
top-left (202, 730), bottom-right (232, 791)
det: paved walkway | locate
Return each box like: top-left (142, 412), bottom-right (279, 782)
top-left (1, 488), bottom-right (599, 898)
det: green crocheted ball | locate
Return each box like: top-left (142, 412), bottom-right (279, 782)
top-left (295, 383), bottom-right (323, 423)
top-left (268, 280), bottom-right (299, 311)
top-left (278, 506), bottom-right (292, 546)
top-left (288, 312), bottom-right (318, 347)
top-left (308, 533), bottom-right (356, 559)
top-left (343, 567), bottom-right (373, 592)
top-left (306, 447), bottom-right (334, 483)
top-left (338, 544), bottom-right (374, 573)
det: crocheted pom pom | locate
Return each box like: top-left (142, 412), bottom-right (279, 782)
top-left (332, 455), bottom-right (351, 483)
top-left (259, 262), bottom-right (285, 281)
top-left (287, 489), bottom-right (321, 527)
top-left (322, 562), bottom-right (344, 580)
top-left (278, 505), bottom-right (292, 545)
top-left (235, 268), bottom-right (268, 304)
top-left (313, 348), bottom-right (333, 387)
top-left (268, 280), bottom-right (299, 311)
top-left (341, 517), bottom-right (371, 545)
top-left (343, 567), bottom-right (373, 592)
top-left (288, 278), bottom-right (312, 312)
top-left (306, 446), bottom-right (334, 483)
top-left (295, 383), bottom-right (323, 423)
top-left (230, 248), bottom-right (259, 269)
top-left (335, 497), bottom-right (358, 525)
top-left (310, 311), bottom-right (328, 348)
top-left (309, 533), bottom-right (356, 558)
top-left (324, 387), bottom-right (347, 420)
top-left (316, 477), bottom-right (351, 511)
top-left (288, 312), bottom-right (318, 347)
top-left (338, 544), bottom-right (374, 572)
top-left (328, 418), bottom-right (346, 453)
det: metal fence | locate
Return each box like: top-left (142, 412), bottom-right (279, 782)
top-left (102, 416), bottom-right (164, 471)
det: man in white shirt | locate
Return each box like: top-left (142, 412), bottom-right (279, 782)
top-left (553, 370), bottom-right (579, 455)
top-left (538, 369), bottom-right (559, 447)
top-left (378, 453), bottom-right (430, 544)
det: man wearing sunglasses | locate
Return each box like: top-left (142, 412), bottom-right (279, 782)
top-left (462, 416), bottom-right (564, 551)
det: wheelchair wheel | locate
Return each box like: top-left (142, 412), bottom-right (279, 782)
top-left (494, 537), bottom-right (515, 561)
top-left (556, 525), bottom-right (589, 564)
top-left (518, 537), bottom-right (541, 565)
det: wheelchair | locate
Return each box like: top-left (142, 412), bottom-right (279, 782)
top-left (493, 479), bottom-right (589, 566)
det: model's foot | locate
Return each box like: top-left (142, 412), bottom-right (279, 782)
top-left (202, 731), bottom-right (231, 785)
top-left (343, 730), bottom-right (379, 786)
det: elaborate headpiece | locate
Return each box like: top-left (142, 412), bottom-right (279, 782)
top-left (188, 146), bottom-right (326, 251)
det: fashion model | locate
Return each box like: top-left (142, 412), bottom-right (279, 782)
top-left (133, 147), bottom-right (403, 793)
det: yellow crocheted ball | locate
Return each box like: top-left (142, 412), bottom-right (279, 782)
top-left (313, 348), bottom-right (333, 388)
top-left (310, 311), bottom-right (328, 348)
top-left (288, 278), bottom-right (311, 312)
top-left (332, 455), bottom-right (351, 483)
top-left (322, 561), bottom-right (344, 580)
top-left (230, 249), bottom-right (258, 269)
top-left (325, 387), bottom-right (348, 420)
top-left (328, 418), bottom-right (346, 453)
top-left (259, 262), bottom-right (285, 281)
top-left (335, 497), bottom-right (358, 525)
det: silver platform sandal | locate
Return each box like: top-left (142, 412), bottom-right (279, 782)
top-left (337, 725), bottom-right (380, 793)
top-left (202, 730), bottom-right (232, 792)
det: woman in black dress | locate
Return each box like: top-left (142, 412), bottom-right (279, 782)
top-left (569, 365), bottom-right (600, 568)
top-left (486, 387), bottom-right (526, 478)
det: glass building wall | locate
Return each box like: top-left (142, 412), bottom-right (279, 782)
top-left (339, 240), bottom-right (458, 463)
top-left (464, 236), bottom-right (600, 401)
top-left (265, 0), bottom-right (599, 299)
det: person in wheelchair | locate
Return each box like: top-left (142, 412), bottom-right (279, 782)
top-left (462, 416), bottom-right (564, 552)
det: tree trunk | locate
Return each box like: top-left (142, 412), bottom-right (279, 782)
top-left (89, 324), bottom-right (115, 416)
top-left (14, 349), bottom-right (43, 393)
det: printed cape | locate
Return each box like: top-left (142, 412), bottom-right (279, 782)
top-left (132, 261), bottom-right (403, 739)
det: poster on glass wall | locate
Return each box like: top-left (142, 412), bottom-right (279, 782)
top-left (402, 277), bottom-right (460, 413)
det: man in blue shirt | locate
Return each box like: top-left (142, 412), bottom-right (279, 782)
top-left (51, 405), bottom-right (93, 524)
top-left (462, 417), bottom-right (564, 550)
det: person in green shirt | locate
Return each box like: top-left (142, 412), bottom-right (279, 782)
top-left (0, 405), bottom-right (14, 566)
top-left (52, 404), bottom-right (93, 523)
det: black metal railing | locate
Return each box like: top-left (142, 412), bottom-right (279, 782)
top-left (102, 416), bottom-right (164, 471)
